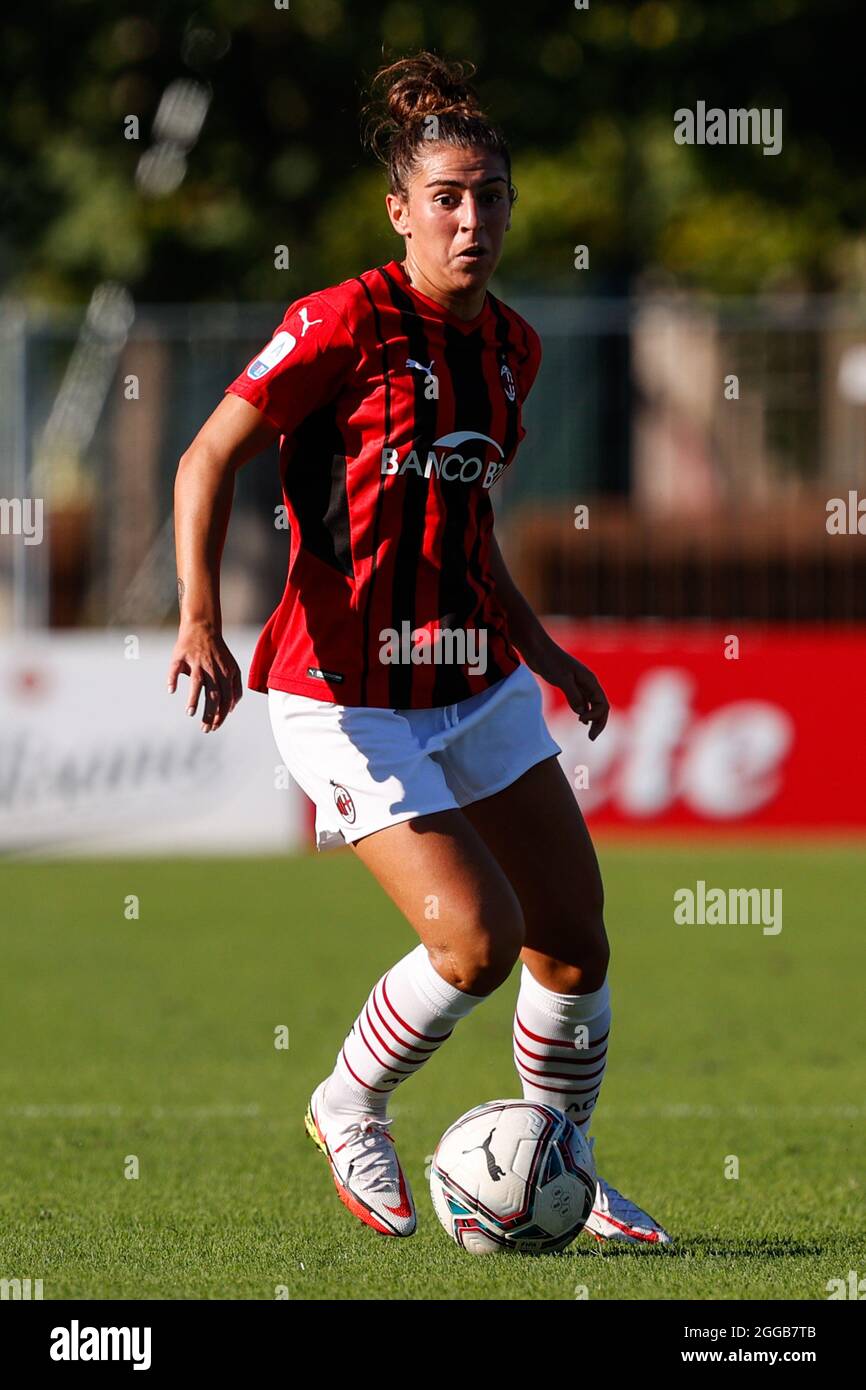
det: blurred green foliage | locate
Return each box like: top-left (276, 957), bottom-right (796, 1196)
top-left (1, 0), bottom-right (862, 303)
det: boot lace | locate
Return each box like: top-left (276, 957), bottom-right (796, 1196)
top-left (340, 1115), bottom-right (399, 1195)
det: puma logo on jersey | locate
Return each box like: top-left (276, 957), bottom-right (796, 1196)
top-left (406, 356), bottom-right (435, 376)
top-left (298, 305), bottom-right (324, 336)
top-left (308, 666), bottom-right (344, 682)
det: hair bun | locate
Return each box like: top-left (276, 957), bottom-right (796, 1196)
top-left (361, 49), bottom-right (511, 201)
top-left (363, 51), bottom-right (485, 158)
top-left (385, 52), bottom-right (483, 125)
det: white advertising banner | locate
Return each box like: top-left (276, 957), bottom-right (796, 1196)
top-left (0, 629), bottom-right (307, 856)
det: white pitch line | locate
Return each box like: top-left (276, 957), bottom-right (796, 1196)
top-left (609, 1103), bottom-right (866, 1120)
top-left (3, 1103), bottom-right (262, 1119)
top-left (3, 1102), bottom-right (863, 1120)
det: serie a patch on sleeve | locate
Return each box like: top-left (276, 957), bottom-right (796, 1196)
top-left (247, 329), bottom-right (297, 379)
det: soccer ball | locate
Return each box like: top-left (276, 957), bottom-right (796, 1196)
top-left (429, 1099), bottom-right (597, 1254)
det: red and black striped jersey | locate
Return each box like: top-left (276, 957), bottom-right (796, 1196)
top-left (225, 257), bottom-right (542, 708)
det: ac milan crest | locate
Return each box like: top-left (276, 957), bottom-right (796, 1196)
top-left (500, 360), bottom-right (516, 402)
top-left (332, 783), bottom-right (356, 823)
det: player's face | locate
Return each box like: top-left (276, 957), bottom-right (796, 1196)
top-left (391, 145), bottom-right (512, 294)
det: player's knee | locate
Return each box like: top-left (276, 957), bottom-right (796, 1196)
top-left (577, 907), bottom-right (610, 987)
top-left (449, 901), bottom-right (525, 995)
top-left (569, 880), bottom-right (608, 977)
top-left (533, 953), bottom-right (608, 995)
top-left (537, 918), bottom-right (610, 994)
top-left (562, 939), bottom-right (610, 993)
top-left (461, 952), bottom-right (520, 995)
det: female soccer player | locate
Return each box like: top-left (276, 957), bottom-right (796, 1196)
top-left (169, 52), bottom-right (670, 1245)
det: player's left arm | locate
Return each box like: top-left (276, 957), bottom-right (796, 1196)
top-left (489, 533), bottom-right (609, 740)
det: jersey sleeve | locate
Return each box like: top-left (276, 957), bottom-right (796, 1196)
top-left (224, 293), bottom-right (356, 436)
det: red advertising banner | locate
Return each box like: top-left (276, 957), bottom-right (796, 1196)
top-left (538, 624), bottom-right (866, 831)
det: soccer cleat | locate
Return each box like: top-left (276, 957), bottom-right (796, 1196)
top-left (580, 1139), bottom-right (672, 1245)
top-left (303, 1078), bottom-right (417, 1237)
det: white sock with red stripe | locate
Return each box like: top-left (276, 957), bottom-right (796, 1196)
top-left (512, 965), bottom-right (610, 1135)
top-left (324, 943), bottom-right (487, 1116)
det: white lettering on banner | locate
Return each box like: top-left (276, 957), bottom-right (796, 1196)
top-left (619, 670), bottom-right (692, 815)
top-left (0, 631), bottom-right (305, 855)
top-left (548, 669), bottom-right (794, 819)
top-left (680, 701), bottom-right (791, 816)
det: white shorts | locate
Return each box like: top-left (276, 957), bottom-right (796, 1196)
top-left (267, 661), bottom-right (563, 851)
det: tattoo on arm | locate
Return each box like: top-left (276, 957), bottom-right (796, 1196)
top-left (177, 578), bottom-right (185, 611)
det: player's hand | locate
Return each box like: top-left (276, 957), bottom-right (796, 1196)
top-left (166, 622), bottom-right (243, 733)
top-left (526, 643), bottom-right (610, 741)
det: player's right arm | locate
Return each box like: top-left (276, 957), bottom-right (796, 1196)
top-left (168, 394), bottom-right (278, 733)
top-left (169, 291), bottom-right (357, 731)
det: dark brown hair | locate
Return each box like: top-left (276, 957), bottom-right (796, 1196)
top-left (361, 51), bottom-right (515, 205)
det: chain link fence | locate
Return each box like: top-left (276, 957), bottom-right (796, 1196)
top-left (2, 289), bottom-right (865, 631)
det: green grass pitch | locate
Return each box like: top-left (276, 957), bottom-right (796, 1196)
top-left (0, 844), bottom-right (863, 1300)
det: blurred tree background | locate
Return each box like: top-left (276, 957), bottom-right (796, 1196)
top-left (0, 0), bottom-right (862, 306)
